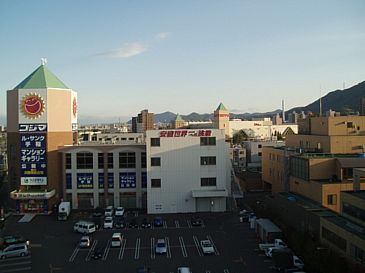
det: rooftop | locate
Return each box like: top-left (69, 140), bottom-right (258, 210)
top-left (343, 190), bottom-right (365, 201)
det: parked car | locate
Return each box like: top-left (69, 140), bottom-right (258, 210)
top-left (177, 267), bottom-right (192, 273)
top-left (73, 221), bottom-right (96, 234)
top-left (91, 247), bottom-right (103, 260)
top-left (114, 217), bottom-right (126, 229)
top-left (103, 217), bottom-right (113, 229)
top-left (115, 207), bottom-right (125, 217)
top-left (293, 255), bottom-right (305, 269)
top-left (79, 236), bottom-right (91, 248)
top-left (136, 267), bottom-right (151, 273)
top-left (128, 219), bottom-right (139, 229)
top-left (92, 207), bottom-right (103, 217)
top-left (155, 239), bottom-right (167, 254)
top-left (0, 235), bottom-right (30, 249)
top-left (200, 239), bottom-right (214, 254)
top-left (191, 216), bottom-right (203, 226)
top-left (141, 218), bottom-right (151, 229)
top-left (153, 217), bottom-right (163, 227)
top-left (104, 206), bottom-right (114, 217)
top-left (0, 243), bottom-right (29, 259)
top-left (265, 246), bottom-right (286, 258)
top-left (111, 233), bottom-right (123, 248)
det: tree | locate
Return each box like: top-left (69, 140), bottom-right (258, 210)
top-left (232, 130), bottom-right (249, 145)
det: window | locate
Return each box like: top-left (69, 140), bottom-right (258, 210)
top-left (258, 144), bottom-right (262, 148)
top-left (151, 138), bottom-right (160, 147)
top-left (141, 152), bottom-right (147, 168)
top-left (201, 177), bottom-right (217, 187)
top-left (258, 152), bottom-right (262, 157)
top-left (343, 202), bottom-right (365, 222)
top-left (108, 173), bottom-right (114, 188)
top-left (142, 172), bottom-right (147, 188)
top-left (119, 152), bottom-right (136, 168)
top-left (347, 121), bottom-right (353, 128)
top-left (76, 152), bottom-right (93, 169)
top-left (151, 157), bottom-right (161, 166)
top-left (200, 156), bottom-right (216, 165)
top-left (66, 173), bottom-right (72, 189)
top-left (98, 153), bottom-right (104, 169)
top-left (119, 172), bottom-right (136, 188)
top-left (107, 153), bottom-right (113, 168)
top-left (151, 179), bottom-right (161, 188)
top-left (200, 137), bottom-right (216, 146)
top-left (322, 227), bottom-right (347, 251)
top-left (98, 173), bottom-right (104, 189)
top-left (327, 194), bottom-right (337, 205)
top-left (65, 153), bottom-right (71, 169)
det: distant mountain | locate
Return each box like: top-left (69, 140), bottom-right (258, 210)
top-left (289, 81), bottom-right (365, 114)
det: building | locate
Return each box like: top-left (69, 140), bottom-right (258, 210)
top-left (230, 145), bottom-right (246, 172)
top-left (214, 103), bottom-right (230, 137)
top-left (243, 140), bottom-right (285, 167)
top-left (171, 114), bottom-right (186, 129)
top-left (132, 109), bottom-right (154, 133)
top-left (146, 129), bottom-right (230, 213)
top-left (7, 64), bottom-right (77, 213)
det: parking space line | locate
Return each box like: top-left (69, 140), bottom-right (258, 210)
top-left (118, 239), bottom-right (126, 260)
top-left (175, 220), bottom-right (180, 228)
top-left (179, 236), bottom-right (188, 258)
top-left (102, 240), bottom-right (111, 261)
top-left (85, 240), bottom-right (98, 261)
top-left (1, 266), bottom-right (32, 273)
top-left (207, 235), bottom-right (220, 256)
top-left (118, 239), bottom-right (127, 260)
top-left (193, 236), bottom-right (203, 256)
top-left (163, 221), bottom-right (168, 229)
top-left (205, 270), bottom-right (211, 273)
top-left (134, 238), bottom-right (140, 260)
top-left (150, 238), bottom-right (155, 260)
top-left (223, 269), bottom-right (230, 273)
top-left (166, 237), bottom-right (171, 258)
top-left (68, 246), bottom-right (80, 262)
top-left (187, 220), bottom-right (192, 228)
top-left (0, 260), bottom-right (31, 268)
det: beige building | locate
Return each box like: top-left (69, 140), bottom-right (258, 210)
top-left (132, 109), bottom-right (154, 133)
top-left (214, 103), bottom-right (230, 137)
top-left (7, 64), bottom-right (77, 213)
top-left (171, 114), bottom-right (186, 129)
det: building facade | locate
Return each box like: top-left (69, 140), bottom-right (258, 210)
top-left (214, 103), bottom-right (230, 137)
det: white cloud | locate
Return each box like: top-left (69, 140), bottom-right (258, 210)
top-left (154, 32), bottom-right (170, 40)
top-left (97, 43), bottom-right (148, 58)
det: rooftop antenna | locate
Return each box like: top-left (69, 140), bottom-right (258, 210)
top-left (41, 58), bottom-right (47, 65)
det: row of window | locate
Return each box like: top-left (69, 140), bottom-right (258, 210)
top-left (343, 202), bottom-right (365, 222)
top-left (151, 177), bottom-right (217, 188)
top-left (150, 137), bottom-right (216, 147)
top-left (66, 153), bottom-right (217, 169)
top-left (322, 226), bottom-right (347, 252)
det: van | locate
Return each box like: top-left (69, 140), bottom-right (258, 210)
top-left (73, 221), bottom-right (96, 234)
top-left (111, 233), bottom-right (123, 247)
top-left (0, 243), bottom-right (29, 259)
top-left (104, 206), bottom-right (114, 217)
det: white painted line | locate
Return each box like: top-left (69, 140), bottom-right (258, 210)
top-left (68, 246), bottom-right (80, 262)
top-left (193, 236), bottom-right (203, 256)
top-left (29, 243), bottom-right (42, 248)
top-left (163, 221), bottom-right (168, 229)
top-left (134, 238), bottom-right (140, 260)
top-left (1, 267), bottom-right (32, 273)
top-left (0, 261), bottom-right (31, 268)
top-left (205, 271), bottom-right (211, 273)
top-left (207, 235), bottom-right (220, 256)
top-left (166, 237), bottom-right (171, 259)
top-left (151, 238), bottom-right (155, 260)
top-left (201, 220), bottom-right (206, 228)
top-left (118, 239), bottom-right (126, 260)
top-left (187, 220), bottom-right (192, 228)
top-left (0, 256), bottom-right (31, 264)
top-left (223, 269), bottom-right (230, 273)
top-left (85, 240), bottom-right (97, 261)
top-left (175, 220), bottom-right (179, 228)
top-left (179, 236), bottom-right (187, 258)
top-left (102, 240), bottom-right (111, 261)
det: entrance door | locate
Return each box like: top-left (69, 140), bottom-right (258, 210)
top-left (196, 198), bottom-right (211, 212)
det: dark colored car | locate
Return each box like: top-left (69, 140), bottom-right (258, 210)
top-left (92, 207), bottom-right (103, 217)
top-left (128, 219), bottom-right (139, 229)
top-left (136, 266), bottom-right (151, 273)
top-left (153, 217), bottom-right (163, 227)
top-left (114, 217), bottom-right (126, 229)
top-left (191, 216), bottom-right (203, 226)
top-left (91, 247), bottom-right (103, 260)
top-left (141, 218), bottom-right (151, 229)
top-left (0, 235), bottom-right (30, 249)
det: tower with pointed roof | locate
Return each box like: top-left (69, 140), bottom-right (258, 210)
top-left (7, 63), bottom-right (77, 213)
top-left (172, 113), bottom-right (186, 129)
top-left (214, 102), bottom-right (230, 137)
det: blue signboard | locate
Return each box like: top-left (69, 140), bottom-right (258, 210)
top-left (98, 173), bottom-right (104, 189)
top-left (19, 124), bottom-right (47, 132)
top-left (77, 173), bottom-right (93, 189)
top-left (119, 172), bottom-right (136, 188)
top-left (108, 173), bottom-right (114, 188)
top-left (20, 133), bottom-right (47, 185)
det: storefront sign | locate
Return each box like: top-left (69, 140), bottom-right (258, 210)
top-left (20, 133), bottom-right (47, 185)
top-left (159, 130), bottom-right (212, 138)
top-left (10, 189), bottom-right (56, 200)
top-left (77, 173), bottom-right (93, 189)
top-left (120, 172), bottom-right (136, 188)
top-left (19, 123), bottom-right (47, 132)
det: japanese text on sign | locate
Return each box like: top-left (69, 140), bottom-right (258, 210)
top-left (19, 124), bottom-right (47, 132)
top-left (159, 130), bottom-right (212, 138)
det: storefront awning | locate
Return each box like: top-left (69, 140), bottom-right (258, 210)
top-left (10, 189), bottom-right (56, 200)
top-left (192, 189), bottom-right (228, 198)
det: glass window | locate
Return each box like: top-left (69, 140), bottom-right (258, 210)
top-left (66, 173), bottom-right (72, 189)
top-left (76, 152), bottom-right (93, 169)
top-left (151, 138), bottom-right (160, 147)
top-left (141, 152), bottom-right (147, 168)
top-left (65, 153), bottom-right (71, 169)
top-left (142, 172), bottom-right (147, 188)
top-left (107, 153), bottom-right (113, 168)
top-left (77, 173), bottom-right (93, 189)
top-left (151, 179), bottom-right (161, 188)
top-left (151, 157), bottom-right (161, 167)
top-left (98, 153), bottom-right (104, 169)
top-left (322, 227), bottom-right (347, 251)
top-left (119, 172), bottom-right (136, 188)
top-left (201, 177), bottom-right (217, 186)
top-left (119, 152), bottom-right (136, 168)
top-left (200, 156), bottom-right (216, 165)
top-left (200, 137), bottom-right (216, 146)
top-left (98, 172), bottom-right (104, 189)
top-left (108, 173), bottom-right (114, 188)
top-left (327, 194), bottom-right (337, 205)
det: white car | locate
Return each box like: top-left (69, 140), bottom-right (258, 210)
top-left (79, 236), bottom-right (91, 248)
top-left (103, 217), bottom-right (113, 229)
top-left (115, 207), bottom-right (125, 217)
top-left (177, 267), bottom-right (192, 273)
top-left (155, 239), bottom-right (167, 254)
top-left (200, 239), bottom-right (214, 254)
top-left (293, 255), bottom-right (305, 269)
top-left (104, 206), bottom-right (114, 217)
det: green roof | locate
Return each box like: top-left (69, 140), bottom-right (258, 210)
top-left (15, 65), bottom-right (69, 89)
top-left (216, 102), bottom-right (228, 111)
top-left (175, 114), bottom-right (184, 121)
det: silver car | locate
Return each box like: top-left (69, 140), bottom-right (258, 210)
top-left (0, 243), bottom-right (29, 259)
top-left (79, 236), bottom-right (91, 248)
top-left (155, 239), bottom-right (167, 254)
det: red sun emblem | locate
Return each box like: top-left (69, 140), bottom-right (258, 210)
top-left (72, 97), bottom-right (77, 117)
top-left (21, 93), bottom-right (45, 119)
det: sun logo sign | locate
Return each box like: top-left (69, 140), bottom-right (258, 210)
top-left (20, 93), bottom-right (46, 119)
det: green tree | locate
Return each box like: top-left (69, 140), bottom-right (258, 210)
top-left (232, 130), bottom-right (249, 144)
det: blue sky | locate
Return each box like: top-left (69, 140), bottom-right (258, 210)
top-left (1, 0), bottom-right (365, 123)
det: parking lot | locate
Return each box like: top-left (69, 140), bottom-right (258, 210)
top-left (2, 211), bottom-right (277, 273)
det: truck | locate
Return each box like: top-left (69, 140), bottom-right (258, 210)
top-left (272, 247), bottom-right (293, 271)
top-left (58, 201), bottom-right (71, 220)
top-left (259, 238), bottom-right (287, 251)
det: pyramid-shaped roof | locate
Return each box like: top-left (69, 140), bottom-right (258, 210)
top-left (14, 65), bottom-right (69, 89)
top-left (216, 102), bottom-right (228, 111)
top-left (175, 113), bottom-right (184, 121)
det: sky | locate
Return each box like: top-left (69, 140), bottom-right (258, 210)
top-left (1, 0), bottom-right (365, 123)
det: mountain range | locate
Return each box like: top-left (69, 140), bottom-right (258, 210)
top-left (0, 81), bottom-right (364, 126)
